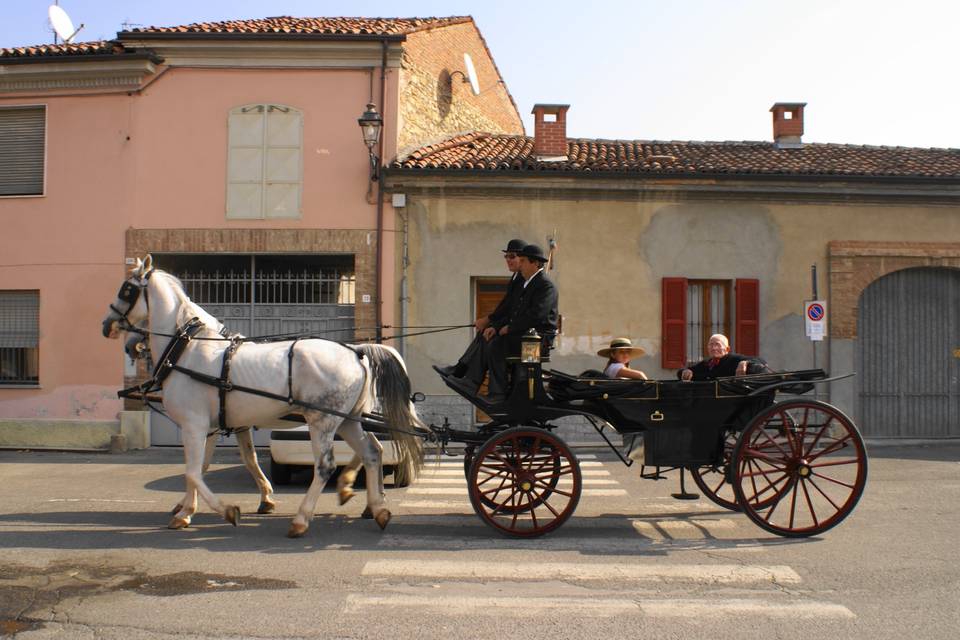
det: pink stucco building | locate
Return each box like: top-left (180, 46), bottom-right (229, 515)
top-left (0, 16), bottom-right (522, 445)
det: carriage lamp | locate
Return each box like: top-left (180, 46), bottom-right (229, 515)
top-left (521, 329), bottom-right (542, 363)
top-left (357, 103), bottom-right (383, 181)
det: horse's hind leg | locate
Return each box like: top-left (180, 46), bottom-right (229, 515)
top-left (171, 425), bottom-right (238, 529)
top-left (338, 423), bottom-right (388, 524)
top-left (287, 422), bottom-right (338, 538)
top-left (336, 454), bottom-right (362, 506)
top-left (235, 428), bottom-right (276, 514)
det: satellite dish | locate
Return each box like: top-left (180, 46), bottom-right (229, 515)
top-left (48, 4), bottom-right (84, 44)
top-left (463, 53), bottom-right (481, 96)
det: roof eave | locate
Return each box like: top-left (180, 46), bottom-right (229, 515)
top-left (117, 31), bottom-right (408, 43)
top-left (0, 50), bottom-right (163, 65)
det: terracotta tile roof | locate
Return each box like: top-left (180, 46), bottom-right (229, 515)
top-left (0, 40), bottom-right (119, 59)
top-left (0, 17), bottom-right (473, 59)
top-left (125, 16), bottom-right (471, 36)
top-left (393, 133), bottom-right (960, 179)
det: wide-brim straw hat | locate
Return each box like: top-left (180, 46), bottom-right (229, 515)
top-left (597, 337), bottom-right (646, 358)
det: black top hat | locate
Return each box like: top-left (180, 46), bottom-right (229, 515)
top-left (502, 238), bottom-right (527, 253)
top-left (517, 243), bottom-right (548, 263)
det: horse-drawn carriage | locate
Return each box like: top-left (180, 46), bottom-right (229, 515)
top-left (431, 347), bottom-right (867, 539)
top-left (103, 257), bottom-right (868, 540)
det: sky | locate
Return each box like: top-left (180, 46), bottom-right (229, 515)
top-left (3, 0), bottom-right (958, 148)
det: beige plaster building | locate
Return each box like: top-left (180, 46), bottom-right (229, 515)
top-left (387, 104), bottom-right (960, 438)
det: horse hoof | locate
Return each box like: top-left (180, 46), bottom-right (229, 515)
top-left (338, 489), bottom-right (355, 506)
top-left (361, 505), bottom-right (373, 519)
top-left (374, 510), bottom-right (391, 530)
top-left (287, 522), bottom-right (308, 538)
top-left (257, 499), bottom-right (276, 515)
top-left (168, 517), bottom-right (190, 530)
top-left (224, 505), bottom-right (241, 527)
top-left (170, 503), bottom-right (183, 515)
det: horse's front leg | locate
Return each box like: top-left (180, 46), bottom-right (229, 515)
top-left (287, 423), bottom-right (338, 538)
top-left (235, 428), bottom-right (276, 514)
top-left (171, 426), bottom-right (239, 529)
top-left (170, 434), bottom-right (216, 519)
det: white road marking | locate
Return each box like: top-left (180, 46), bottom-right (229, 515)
top-left (405, 487), bottom-right (627, 496)
top-left (421, 468), bottom-right (612, 477)
top-left (45, 498), bottom-right (158, 503)
top-left (414, 478), bottom-right (622, 486)
top-left (361, 559), bottom-right (802, 584)
top-left (397, 499), bottom-right (471, 509)
top-left (344, 595), bottom-right (854, 618)
top-left (632, 519), bottom-right (739, 538)
top-left (375, 534), bottom-right (775, 553)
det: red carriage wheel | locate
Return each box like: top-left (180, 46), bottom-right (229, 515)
top-left (692, 424), bottom-right (795, 512)
top-left (690, 430), bottom-right (741, 511)
top-left (467, 426), bottom-right (581, 537)
top-left (732, 400), bottom-right (868, 537)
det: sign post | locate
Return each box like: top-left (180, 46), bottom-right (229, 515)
top-left (804, 300), bottom-right (827, 341)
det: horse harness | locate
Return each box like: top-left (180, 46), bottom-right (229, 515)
top-left (121, 315), bottom-right (370, 435)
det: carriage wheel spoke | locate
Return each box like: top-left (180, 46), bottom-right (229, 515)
top-left (799, 477), bottom-right (819, 528)
top-left (809, 470), bottom-right (856, 491)
top-left (803, 415), bottom-right (833, 457)
top-left (806, 475), bottom-right (843, 511)
top-left (809, 457), bottom-right (860, 469)
top-left (807, 434), bottom-right (852, 460)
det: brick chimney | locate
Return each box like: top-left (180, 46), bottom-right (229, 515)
top-left (770, 102), bottom-right (806, 148)
top-left (531, 104), bottom-right (570, 161)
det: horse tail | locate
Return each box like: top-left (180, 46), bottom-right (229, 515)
top-left (354, 344), bottom-right (424, 480)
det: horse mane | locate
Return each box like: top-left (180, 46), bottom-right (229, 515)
top-left (152, 270), bottom-right (230, 339)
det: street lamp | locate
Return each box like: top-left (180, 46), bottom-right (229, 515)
top-left (357, 103), bottom-right (382, 181)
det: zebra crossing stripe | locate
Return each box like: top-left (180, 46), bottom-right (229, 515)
top-left (344, 594), bottom-right (854, 618)
top-left (421, 468), bottom-right (612, 476)
top-left (375, 533), bottom-right (770, 553)
top-left (361, 559), bottom-right (802, 584)
top-left (405, 487), bottom-right (628, 496)
top-left (414, 478), bottom-right (622, 486)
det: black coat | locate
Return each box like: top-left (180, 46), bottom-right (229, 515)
top-left (679, 353), bottom-right (767, 380)
top-left (488, 273), bottom-right (523, 328)
top-left (505, 270), bottom-right (558, 339)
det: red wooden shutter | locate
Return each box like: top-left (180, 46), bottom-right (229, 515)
top-left (735, 279), bottom-right (760, 356)
top-left (661, 278), bottom-right (687, 368)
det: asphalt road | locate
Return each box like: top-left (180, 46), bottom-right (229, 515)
top-left (0, 442), bottom-right (958, 639)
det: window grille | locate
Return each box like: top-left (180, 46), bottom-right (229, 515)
top-left (0, 290), bottom-right (39, 385)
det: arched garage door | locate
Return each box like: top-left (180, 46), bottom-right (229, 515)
top-left (857, 267), bottom-right (960, 437)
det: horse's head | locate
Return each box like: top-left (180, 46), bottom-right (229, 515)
top-left (102, 255), bottom-right (154, 339)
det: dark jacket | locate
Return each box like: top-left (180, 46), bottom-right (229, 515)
top-left (505, 270), bottom-right (559, 339)
top-left (679, 353), bottom-right (768, 380)
top-left (488, 273), bottom-right (523, 328)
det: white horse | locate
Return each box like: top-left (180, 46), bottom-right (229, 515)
top-left (102, 256), bottom-right (422, 537)
top-left (124, 329), bottom-right (377, 518)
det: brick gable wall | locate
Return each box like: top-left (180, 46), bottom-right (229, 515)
top-left (397, 22), bottom-right (523, 155)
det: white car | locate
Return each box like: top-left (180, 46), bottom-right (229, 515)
top-left (269, 426), bottom-right (415, 487)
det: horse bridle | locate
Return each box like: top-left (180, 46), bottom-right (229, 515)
top-left (109, 269), bottom-right (153, 334)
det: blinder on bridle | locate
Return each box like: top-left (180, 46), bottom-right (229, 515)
top-left (108, 269), bottom-right (154, 332)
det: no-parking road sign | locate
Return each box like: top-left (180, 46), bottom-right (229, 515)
top-left (805, 300), bottom-right (827, 341)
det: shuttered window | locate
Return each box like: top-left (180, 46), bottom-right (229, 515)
top-left (226, 104), bottom-right (302, 219)
top-left (0, 290), bottom-right (40, 385)
top-left (661, 277), bottom-right (760, 367)
top-left (0, 106), bottom-right (46, 196)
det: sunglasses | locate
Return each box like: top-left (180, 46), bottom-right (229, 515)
top-left (503, 253), bottom-right (517, 259)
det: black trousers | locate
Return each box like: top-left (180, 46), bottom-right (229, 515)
top-left (457, 333), bottom-right (520, 396)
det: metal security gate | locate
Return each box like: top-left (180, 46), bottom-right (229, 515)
top-left (857, 267), bottom-right (960, 437)
top-left (148, 254), bottom-right (356, 446)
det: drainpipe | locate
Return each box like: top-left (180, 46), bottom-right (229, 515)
top-left (398, 208), bottom-right (410, 358)
top-left (374, 38), bottom-right (388, 343)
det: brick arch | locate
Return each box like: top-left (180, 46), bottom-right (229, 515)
top-left (829, 241), bottom-right (960, 339)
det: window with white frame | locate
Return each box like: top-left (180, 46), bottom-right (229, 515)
top-left (0, 291), bottom-right (39, 386)
top-left (226, 104), bottom-right (302, 219)
top-left (0, 106), bottom-right (45, 196)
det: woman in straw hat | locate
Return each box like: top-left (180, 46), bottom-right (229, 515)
top-left (598, 338), bottom-right (649, 380)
